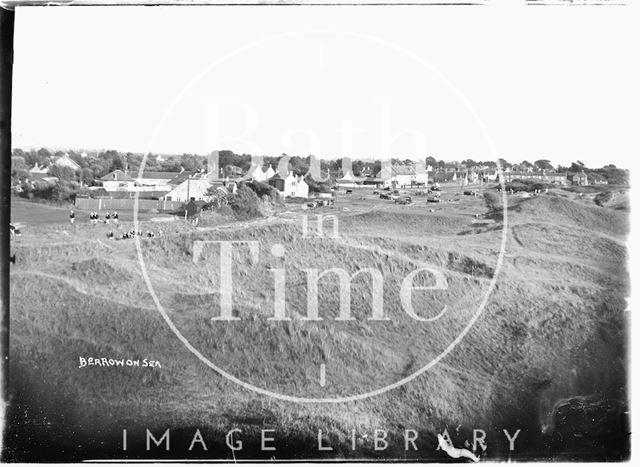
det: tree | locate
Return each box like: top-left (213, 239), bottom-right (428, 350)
top-left (534, 159), bottom-right (554, 171)
top-left (48, 165), bottom-right (77, 181)
top-left (80, 167), bottom-right (95, 185)
top-left (425, 156), bottom-right (437, 168)
top-left (497, 158), bottom-right (512, 169)
top-left (11, 156), bottom-right (27, 170)
top-left (228, 183), bottom-right (262, 219)
top-left (570, 162), bottom-right (586, 173)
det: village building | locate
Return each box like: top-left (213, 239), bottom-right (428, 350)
top-left (572, 171), bottom-right (589, 186)
top-left (136, 171), bottom-right (181, 187)
top-left (29, 162), bottom-right (49, 177)
top-left (53, 153), bottom-right (81, 171)
top-left (265, 165), bottom-right (276, 179)
top-left (503, 171), bottom-right (569, 185)
top-left (375, 163), bottom-right (428, 188)
top-left (162, 176), bottom-right (212, 202)
top-left (335, 170), bottom-right (361, 188)
top-left (295, 176), bottom-right (309, 198)
top-left (246, 164), bottom-right (268, 182)
top-left (589, 173), bottom-right (608, 185)
top-left (268, 172), bottom-right (309, 198)
top-left (98, 170), bottom-right (135, 191)
top-left (432, 171), bottom-right (457, 184)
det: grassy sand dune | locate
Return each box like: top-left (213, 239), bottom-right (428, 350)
top-left (5, 191), bottom-right (629, 461)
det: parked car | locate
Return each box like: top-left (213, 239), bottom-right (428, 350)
top-left (372, 190), bottom-right (380, 194)
top-left (380, 193), bottom-right (392, 200)
top-left (427, 197), bottom-right (441, 203)
top-left (395, 196), bottom-right (412, 205)
top-left (346, 189), bottom-right (353, 194)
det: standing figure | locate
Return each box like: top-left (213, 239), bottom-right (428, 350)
top-left (69, 210), bottom-right (75, 225)
top-left (113, 211), bottom-right (119, 224)
top-left (105, 212), bottom-right (111, 224)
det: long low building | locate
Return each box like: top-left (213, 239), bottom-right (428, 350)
top-left (502, 171), bottom-right (568, 185)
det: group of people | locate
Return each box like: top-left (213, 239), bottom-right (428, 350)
top-left (106, 228), bottom-right (161, 240)
top-left (70, 210), bottom-right (121, 225)
top-left (88, 211), bottom-right (119, 224)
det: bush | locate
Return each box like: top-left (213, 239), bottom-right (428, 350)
top-left (499, 179), bottom-right (549, 193)
top-left (19, 179), bottom-right (84, 203)
top-left (483, 191), bottom-right (503, 212)
top-left (306, 176), bottom-right (331, 193)
top-left (594, 191), bottom-right (615, 207)
top-left (228, 184), bottom-right (263, 220)
top-left (246, 180), bottom-right (279, 199)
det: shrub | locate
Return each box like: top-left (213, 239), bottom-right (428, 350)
top-left (594, 191), bottom-right (615, 207)
top-left (483, 191), bottom-right (503, 212)
top-left (228, 184), bottom-right (263, 220)
top-left (306, 177), bottom-right (331, 193)
top-left (246, 180), bottom-right (279, 199)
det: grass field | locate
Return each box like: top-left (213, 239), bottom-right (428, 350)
top-left (4, 184), bottom-right (630, 461)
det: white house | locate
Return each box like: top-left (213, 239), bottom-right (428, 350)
top-left (29, 162), bottom-right (49, 175)
top-left (335, 170), bottom-right (360, 188)
top-left (246, 164), bottom-right (267, 182)
top-left (53, 153), bottom-right (81, 171)
top-left (135, 171), bottom-right (180, 188)
top-left (162, 177), bottom-right (211, 202)
top-left (295, 176), bottom-right (309, 198)
top-left (268, 172), bottom-right (309, 198)
top-left (376, 163), bottom-right (426, 188)
top-left (99, 170), bottom-right (135, 191)
top-left (265, 165), bottom-right (276, 179)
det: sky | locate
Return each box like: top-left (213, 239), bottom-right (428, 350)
top-left (11, 4), bottom-right (639, 169)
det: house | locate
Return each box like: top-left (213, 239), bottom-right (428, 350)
top-left (375, 163), bottom-right (427, 188)
top-left (268, 172), bottom-right (308, 198)
top-left (432, 171), bottom-right (457, 184)
top-left (29, 162), bottom-right (49, 174)
top-left (482, 170), bottom-right (499, 183)
top-left (162, 176), bottom-right (211, 202)
top-left (265, 165), bottom-right (276, 179)
top-left (294, 176), bottom-right (309, 198)
top-left (136, 171), bottom-right (181, 187)
top-left (335, 170), bottom-right (360, 188)
top-left (53, 153), bottom-right (81, 171)
top-left (99, 170), bottom-right (135, 191)
top-left (455, 171), bottom-right (469, 186)
top-left (504, 171), bottom-right (568, 185)
top-left (589, 173), bottom-right (608, 185)
top-left (246, 164), bottom-right (267, 182)
top-left (572, 171), bottom-right (588, 186)
top-left (268, 173), bottom-right (286, 194)
top-left (29, 162), bottom-right (50, 179)
top-left (414, 161), bottom-right (429, 186)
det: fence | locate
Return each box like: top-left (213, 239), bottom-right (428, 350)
top-left (75, 197), bottom-right (184, 212)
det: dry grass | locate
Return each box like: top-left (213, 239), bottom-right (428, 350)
top-left (5, 191), bottom-right (629, 460)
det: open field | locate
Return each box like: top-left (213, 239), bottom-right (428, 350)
top-left (4, 184), bottom-right (630, 461)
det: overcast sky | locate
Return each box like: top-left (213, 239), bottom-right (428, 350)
top-left (11, 4), bottom-right (639, 168)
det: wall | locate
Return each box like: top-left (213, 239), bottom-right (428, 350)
top-left (75, 197), bottom-right (184, 211)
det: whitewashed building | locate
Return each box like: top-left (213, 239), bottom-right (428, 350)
top-left (162, 177), bottom-right (211, 202)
